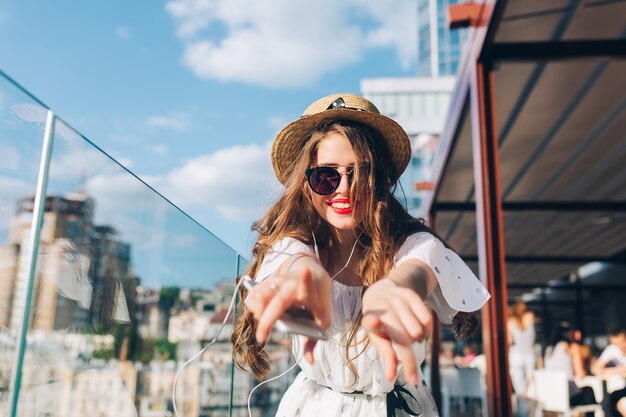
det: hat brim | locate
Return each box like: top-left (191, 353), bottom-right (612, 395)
top-left (271, 109), bottom-right (410, 185)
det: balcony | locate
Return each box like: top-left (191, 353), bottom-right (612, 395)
top-left (0, 70), bottom-right (293, 417)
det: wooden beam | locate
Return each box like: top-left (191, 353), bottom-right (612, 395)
top-left (448, 2), bottom-right (483, 29)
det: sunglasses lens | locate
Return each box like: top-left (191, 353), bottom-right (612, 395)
top-left (308, 167), bottom-right (340, 195)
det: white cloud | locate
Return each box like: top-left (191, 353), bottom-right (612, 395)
top-left (115, 26), bottom-right (131, 39)
top-left (81, 173), bottom-right (170, 253)
top-left (165, 0), bottom-right (417, 87)
top-left (76, 140), bottom-right (278, 225)
top-left (356, 0), bottom-right (417, 69)
top-left (11, 103), bottom-right (49, 124)
top-left (146, 112), bottom-right (190, 133)
top-left (157, 141), bottom-right (280, 220)
top-left (67, 142), bottom-right (279, 256)
top-left (49, 147), bottom-right (123, 181)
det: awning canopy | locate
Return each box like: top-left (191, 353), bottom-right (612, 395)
top-left (427, 0), bottom-right (626, 298)
top-left (424, 2), bottom-right (626, 415)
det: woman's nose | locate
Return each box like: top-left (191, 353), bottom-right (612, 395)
top-left (335, 171), bottom-right (351, 193)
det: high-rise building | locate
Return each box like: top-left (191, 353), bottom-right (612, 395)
top-left (416, 0), bottom-right (469, 77)
top-left (362, 0), bottom-right (467, 216)
top-left (0, 193), bottom-right (135, 333)
top-left (361, 77), bottom-right (455, 218)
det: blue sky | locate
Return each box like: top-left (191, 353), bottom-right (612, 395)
top-left (0, 0), bottom-right (418, 258)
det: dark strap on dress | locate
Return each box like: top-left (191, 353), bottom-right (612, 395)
top-left (317, 382), bottom-right (422, 416)
top-left (386, 385), bottom-right (422, 417)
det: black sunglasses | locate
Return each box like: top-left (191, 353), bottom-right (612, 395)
top-left (305, 166), bottom-right (368, 195)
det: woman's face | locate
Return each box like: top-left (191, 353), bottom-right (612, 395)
top-left (309, 130), bottom-right (361, 231)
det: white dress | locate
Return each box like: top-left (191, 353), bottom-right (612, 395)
top-left (254, 232), bottom-right (490, 417)
top-left (508, 322), bottom-right (536, 395)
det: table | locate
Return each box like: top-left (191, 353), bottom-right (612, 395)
top-left (581, 373), bottom-right (626, 416)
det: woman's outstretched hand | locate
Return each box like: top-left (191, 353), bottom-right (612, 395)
top-left (245, 266), bottom-right (331, 363)
top-left (361, 278), bottom-right (433, 385)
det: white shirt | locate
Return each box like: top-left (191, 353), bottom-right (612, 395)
top-left (599, 344), bottom-right (626, 367)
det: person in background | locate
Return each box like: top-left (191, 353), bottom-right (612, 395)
top-left (467, 352), bottom-right (487, 377)
top-left (592, 328), bottom-right (626, 417)
top-left (507, 300), bottom-right (536, 396)
top-left (570, 328), bottom-right (594, 377)
top-left (457, 343), bottom-right (478, 368)
top-left (440, 343), bottom-right (457, 368)
top-left (544, 322), bottom-right (598, 410)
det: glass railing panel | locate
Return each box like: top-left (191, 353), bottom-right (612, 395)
top-left (12, 115), bottom-right (241, 417)
top-left (230, 334), bottom-right (299, 417)
top-left (228, 254), bottom-right (300, 416)
top-left (0, 73), bottom-right (50, 417)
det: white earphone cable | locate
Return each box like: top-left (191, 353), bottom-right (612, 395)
top-left (246, 338), bottom-right (304, 417)
top-left (172, 276), bottom-right (245, 417)
top-left (313, 230), bottom-right (363, 280)
top-left (172, 277), bottom-right (305, 417)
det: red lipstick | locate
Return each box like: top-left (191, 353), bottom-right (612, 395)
top-left (327, 198), bottom-right (353, 215)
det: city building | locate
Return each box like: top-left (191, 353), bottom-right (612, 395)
top-left (0, 193), bottom-right (136, 333)
top-left (361, 77), bottom-right (455, 217)
top-left (416, 0), bottom-right (469, 77)
top-left (361, 0), bottom-right (467, 217)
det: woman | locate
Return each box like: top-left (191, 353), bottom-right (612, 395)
top-left (232, 93), bottom-right (490, 416)
top-left (544, 322), bottom-right (597, 409)
top-left (507, 300), bottom-right (536, 396)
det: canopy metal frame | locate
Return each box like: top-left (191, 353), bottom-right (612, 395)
top-left (427, 1), bottom-right (626, 416)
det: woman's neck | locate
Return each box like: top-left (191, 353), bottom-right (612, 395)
top-left (335, 227), bottom-right (356, 246)
top-left (330, 228), bottom-right (363, 263)
top-left (321, 230), bottom-right (362, 285)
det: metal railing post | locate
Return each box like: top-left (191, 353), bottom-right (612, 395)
top-left (7, 110), bottom-right (56, 417)
top-left (228, 253), bottom-right (242, 417)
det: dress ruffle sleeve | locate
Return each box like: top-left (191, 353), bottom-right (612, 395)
top-left (254, 237), bottom-right (315, 282)
top-left (394, 232), bottom-right (490, 324)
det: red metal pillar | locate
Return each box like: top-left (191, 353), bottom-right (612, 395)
top-left (470, 61), bottom-right (512, 417)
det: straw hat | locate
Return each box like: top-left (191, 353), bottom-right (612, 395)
top-left (271, 93), bottom-right (411, 185)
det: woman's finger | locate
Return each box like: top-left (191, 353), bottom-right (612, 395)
top-left (377, 308), bottom-right (415, 347)
top-left (255, 280), bottom-right (298, 342)
top-left (364, 306), bottom-right (420, 384)
top-left (391, 297), bottom-right (428, 342)
top-left (298, 268), bottom-right (331, 329)
top-left (400, 290), bottom-right (433, 339)
top-left (245, 283), bottom-right (278, 320)
top-left (394, 342), bottom-right (419, 384)
top-left (362, 315), bottom-right (397, 381)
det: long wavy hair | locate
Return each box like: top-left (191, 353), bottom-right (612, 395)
top-left (231, 120), bottom-right (477, 381)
